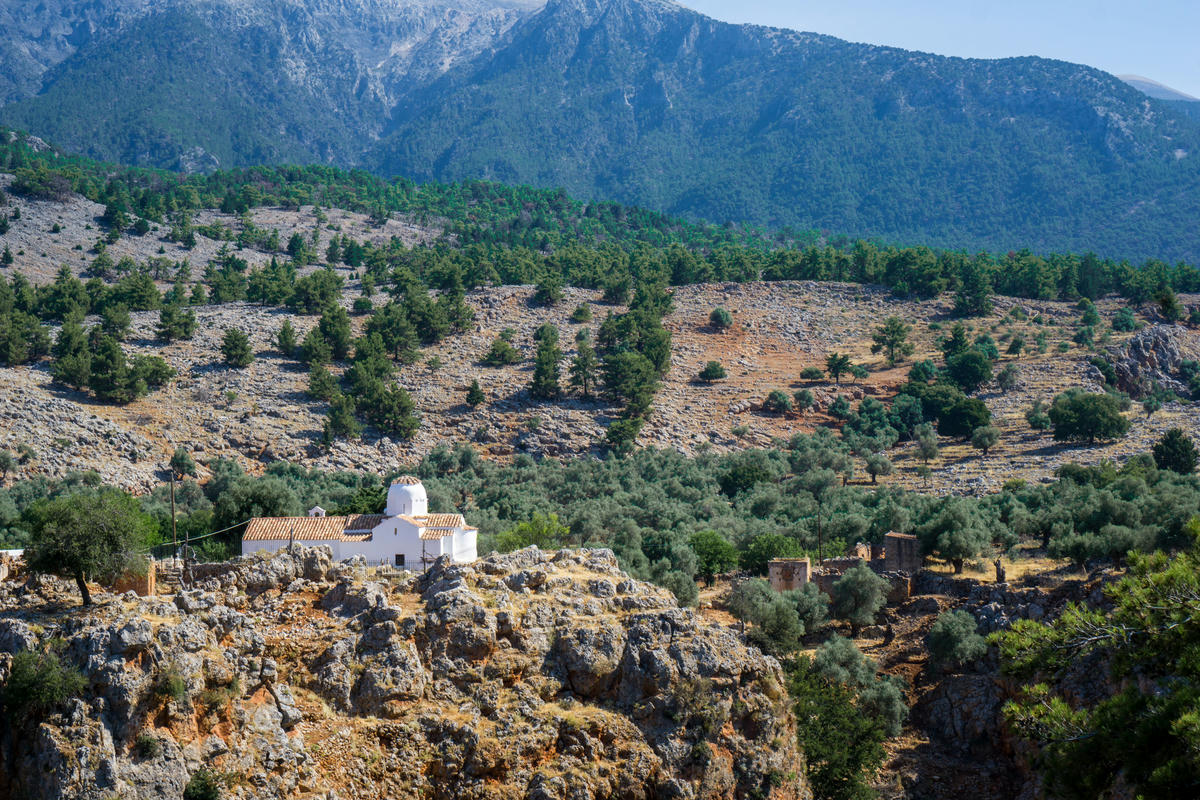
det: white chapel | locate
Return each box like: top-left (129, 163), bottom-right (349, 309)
top-left (241, 476), bottom-right (477, 568)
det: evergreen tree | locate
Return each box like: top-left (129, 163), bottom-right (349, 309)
top-left (155, 304), bottom-right (196, 342)
top-left (317, 304), bottom-right (353, 360)
top-left (954, 259), bottom-right (993, 317)
top-left (1048, 391), bottom-right (1130, 444)
top-left (87, 333), bottom-right (144, 404)
top-left (170, 447), bottom-right (197, 479)
top-left (371, 384), bottom-right (420, 439)
top-left (940, 322), bottom-right (970, 359)
top-left (1152, 428), bottom-right (1197, 474)
top-left (365, 302), bottom-right (419, 363)
top-left (946, 349), bottom-right (994, 393)
top-left (971, 425), bottom-right (1001, 456)
top-left (529, 331), bottom-right (562, 400)
top-left (870, 316), bottom-right (914, 364)
top-left (50, 313), bottom-right (91, 389)
top-left (307, 364), bottom-right (337, 401)
top-left (100, 303), bottom-right (131, 341)
top-left (824, 352), bottom-right (852, 384)
top-left (915, 422), bottom-right (939, 464)
top-left (466, 379), bottom-right (485, 408)
top-left (220, 328), bottom-right (254, 368)
top-left (24, 488), bottom-right (152, 605)
top-left (299, 327), bottom-right (332, 366)
top-left (325, 393), bottom-right (360, 439)
top-left (276, 319), bottom-right (297, 356)
top-left (569, 338), bottom-right (598, 397)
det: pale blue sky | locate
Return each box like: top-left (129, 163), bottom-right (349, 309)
top-left (679, 1), bottom-right (1200, 99)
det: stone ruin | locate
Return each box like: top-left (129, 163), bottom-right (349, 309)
top-left (768, 532), bottom-right (923, 602)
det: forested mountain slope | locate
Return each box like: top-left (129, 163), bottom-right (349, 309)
top-left (3, 0), bottom-right (1200, 259)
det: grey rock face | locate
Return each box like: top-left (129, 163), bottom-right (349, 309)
top-left (1109, 324), bottom-right (1197, 398)
top-left (0, 544), bottom-right (809, 800)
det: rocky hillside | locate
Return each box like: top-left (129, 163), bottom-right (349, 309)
top-left (0, 545), bottom-right (808, 799)
top-left (2, 0), bottom-right (1200, 259)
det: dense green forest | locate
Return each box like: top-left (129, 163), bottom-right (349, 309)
top-left (3, 129), bottom-right (1199, 308)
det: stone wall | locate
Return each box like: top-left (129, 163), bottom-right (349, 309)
top-left (768, 558), bottom-right (810, 592)
top-left (111, 562), bottom-right (155, 597)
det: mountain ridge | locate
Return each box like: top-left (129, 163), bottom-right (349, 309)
top-left (2, 0), bottom-right (1199, 260)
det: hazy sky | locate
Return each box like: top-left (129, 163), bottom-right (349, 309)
top-left (679, 1), bottom-right (1200, 99)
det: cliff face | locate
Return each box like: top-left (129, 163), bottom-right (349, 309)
top-left (0, 546), bottom-right (808, 799)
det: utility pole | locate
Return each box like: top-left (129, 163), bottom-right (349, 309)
top-left (170, 475), bottom-right (177, 566)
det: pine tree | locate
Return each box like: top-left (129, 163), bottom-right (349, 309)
top-left (870, 317), bottom-right (914, 364)
top-left (325, 393), bottom-right (360, 439)
top-left (569, 339), bottom-right (598, 397)
top-left (88, 333), bottom-right (144, 404)
top-left (220, 328), bottom-right (254, 367)
top-left (50, 314), bottom-right (91, 389)
top-left (466, 379), bottom-right (485, 408)
top-left (318, 304), bottom-right (353, 360)
top-left (156, 304), bottom-right (196, 342)
top-left (530, 335), bottom-right (562, 400)
top-left (277, 319), bottom-right (297, 357)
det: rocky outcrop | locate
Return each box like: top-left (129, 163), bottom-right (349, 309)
top-left (0, 545), bottom-right (808, 800)
top-left (1107, 324), bottom-right (1199, 398)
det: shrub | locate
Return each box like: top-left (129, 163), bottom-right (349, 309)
top-left (481, 336), bottom-right (521, 366)
top-left (908, 359), bottom-right (937, 383)
top-left (0, 649), bottom-right (85, 721)
top-left (793, 389), bottom-right (814, 411)
top-left (183, 768), bottom-right (223, 800)
top-left (1026, 400), bottom-right (1051, 430)
top-left (570, 303), bottom-right (593, 323)
top-left (1112, 306), bottom-right (1138, 332)
top-left (352, 296), bottom-right (373, 314)
top-left (799, 366), bottom-right (825, 381)
top-left (764, 389), bottom-right (793, 414)
top-left (928, 610), bottom-right (987, 667)
top-left (135, 733), bottom-right (162, 759)
top-left (698, 360), bottom-right (726, 382)
top-left (709, 307), bottom-right (733, 330)
top-left (155, 663), bottom-right (189, 703)
top-left (996, 363), bottom-right (1021, 393)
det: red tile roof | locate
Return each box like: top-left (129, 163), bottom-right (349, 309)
top-left (243, 513), bottom-right (473, 542)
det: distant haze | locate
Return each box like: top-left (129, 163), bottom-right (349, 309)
top-left (680, 0), bottom-right (1200, 99)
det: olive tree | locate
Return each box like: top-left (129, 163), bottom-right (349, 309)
top-left (831, 562), bottom-right (890, 636)
top-left (928, 610), bottom-right (987, 668)
top-left (24, 489), bottom-right (154, 605)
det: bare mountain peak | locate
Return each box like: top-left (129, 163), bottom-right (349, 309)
top-left (1119, 74), bottom-right (1199, 103)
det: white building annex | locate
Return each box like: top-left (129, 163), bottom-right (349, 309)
top-left (241, 477), bottom-right (477, 568)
